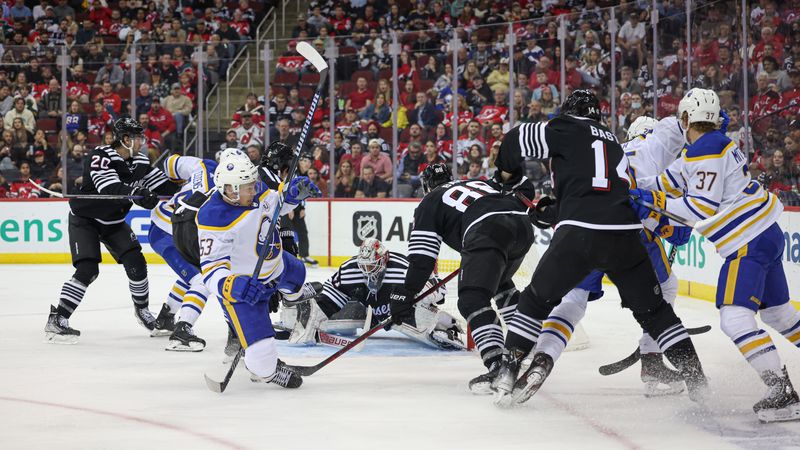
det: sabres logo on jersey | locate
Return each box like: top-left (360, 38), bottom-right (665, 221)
top-left (256, 215), bottom-right (282, 260)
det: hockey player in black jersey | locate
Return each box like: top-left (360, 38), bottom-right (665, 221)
top-left (288, 238), bottom-right (465, 350)
top-left (389, 163), bottom-right (537, 390)
top-left (45, 118), bottom-right (180, 343)
top-left (490, 90), bottom-right (707, 406)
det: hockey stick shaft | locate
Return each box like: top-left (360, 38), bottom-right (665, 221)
top-left (598, 325), bottom-right (711, 376)
top-left (28, 179), bottom-right (170, 200)
top-left (204, 348), bottom-right (243, 393)
top-left (286, 269), bottom-right (461, 376)
top-left (634, 198), bottom-right (694, 227)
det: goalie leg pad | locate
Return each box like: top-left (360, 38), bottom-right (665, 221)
top-left (289, 299), bottom-right (328, 345)
top-left (394, 304), bottom-right (467, 350)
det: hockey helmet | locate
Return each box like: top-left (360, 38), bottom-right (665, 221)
top-left (420, 163), bottom-right (454, 194)
top-left (263, 141), bottom-right (295, 174)
top-left (357, 238), bottom-right (390, 291)
top-left (214, 148), bottom-right (260, 202)
top-left (560, 89), bottom-right (601, 122)
top-left (626, 116), bottom-right (657, 141)
top-left (678, 88), bottom-right (719, 126)
top-left (112, 117), bottom-right (144, 141)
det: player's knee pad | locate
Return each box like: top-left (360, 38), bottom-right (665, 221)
top-left (72, 260), bottom-right (99, 286)
top-left (120, 250), bottom-right (147, 281)
top-left (661, 273), bottom-right (678, 306)
top-left (554, 289), bottom-right (588, 324)
top-left (244, 337), bottom-right (278, 378)
top-left (457, 287), bottom-right (493, 322)
top-left (760, 302), bottom-right (800, 333)
top-left (719, 305), bottom-right (758, 340)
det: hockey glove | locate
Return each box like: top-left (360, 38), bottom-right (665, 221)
top-left (719, 109), bottom-right (730, 133)
top-left (389, 285), bottom-right (415, 326)
top-left (628, 189), bottom-right (666, 222)
top-left (529, 195), bottom-right (558, 229)
top-left (220, 275), bottom-right (273, 305)
top-left (132, 187), bottom-right (159, 210)
top-left (268, 291), bottom-right (282, 313)
top-left (658, 224), bottom-right (692, 246)
top-left (285, 176), bottom-right (322, 205)
top-left (280, 229), bottom-right (299, 256)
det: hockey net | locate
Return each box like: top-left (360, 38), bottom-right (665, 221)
top-left (436, 243), bottom-right (590, 352)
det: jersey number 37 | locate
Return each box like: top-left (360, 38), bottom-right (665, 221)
top-left (442, 181), bottom-right (499, 212)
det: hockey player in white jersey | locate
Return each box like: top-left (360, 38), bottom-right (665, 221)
top-left (147, 154), bottom-right (218, 351)
top-left (510, 113), bottom-right (693, 398)
top-left (288, 238), bottom-right (465, 350)
top-left (631, 88), bottom-right (800, 422)
top-left (196, 149), bottom-right (320, 388)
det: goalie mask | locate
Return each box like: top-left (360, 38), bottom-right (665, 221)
top-left (357, 238), bottom-right (389, 293)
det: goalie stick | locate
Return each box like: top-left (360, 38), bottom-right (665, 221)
top-left (204, 41), bottom-right (328, 394)
top-left (284, 269), bottom-right (460, 377)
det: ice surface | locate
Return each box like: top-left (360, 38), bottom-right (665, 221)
top-left (1, 264), bottom-right (798, 450)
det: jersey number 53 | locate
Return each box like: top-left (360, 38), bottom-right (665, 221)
top-left (442, 181), bottom-right (499, 212)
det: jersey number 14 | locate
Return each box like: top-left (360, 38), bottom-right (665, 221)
top-left (591, 140), bottom-right (628, 191)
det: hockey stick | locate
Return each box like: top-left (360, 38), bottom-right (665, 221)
top-left (285, 269), bottom-right (461, 377)
top-left (204, 42), bottom-right (328, 394)
top-left (598, 325), bottom-right (712, 376)
top-left (28, 179), bottom-right (171, 200)
top-left (633, 198), bottom-right (695, 227)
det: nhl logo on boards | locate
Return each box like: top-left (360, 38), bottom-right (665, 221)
top-left (353, 211), bottom-right (381, 246)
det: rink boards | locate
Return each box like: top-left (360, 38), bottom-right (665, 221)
top-left (1, 198), bottom-right (799, 305)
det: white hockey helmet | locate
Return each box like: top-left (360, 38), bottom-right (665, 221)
top-left (214, 148), bottom-right (259, 202)
top-left (357, 238), bottom-right (389, 291)
top-left (678, 88), bottom-right (720, 127)
top-left (626, 116), bottom-right (657, 141)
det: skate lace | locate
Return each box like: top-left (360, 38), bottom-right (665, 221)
top-left (181, 323), bottom-right (197, 336)
top-left (272, 367), bottom-right (294, 386)
top-left (138, 309), bottom-right (156, 322)
top-left (57, 315), bottom-right (71, 329)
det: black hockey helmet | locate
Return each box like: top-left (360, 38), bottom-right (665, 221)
top-left (560, 89), bottom-right (601, 122)
top-left (421, 163), bottom-right (454, 194)
top-left (263, 141), bottom-right (294, 173)
top-left (112, 117), bottom-right (144, 141)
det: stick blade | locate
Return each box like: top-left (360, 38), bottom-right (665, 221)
top-left (284, 364), bottom-right (318, 377)
top-left (296, 41), bottom-right (328, 72)
top-left (204, 373), bottom-right (225, 393)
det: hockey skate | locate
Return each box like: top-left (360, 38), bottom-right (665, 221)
top-left (223, 325), bottom-right (242, 364)
top-left (492, 348), bottom-right (527, 407)
top-left (134, 307), bottom-right (157, 331)
top-left (506, 352), bottom-right (554, 406)
top-left (641, 353), bottom-right (685, 397)
top-left (753, 367), bottom-right (800, 423)
top-left (469, 361), bottom-right (500, 395)
top-left (249, 359), bottom-right (303, 388)
top-left (44, 305), bottom-right (80, 344)
top-left (166, 321), bottom-right (206, 352)
top-left (302, 256), bottom-right (319, 266)
top-left (150, 304), bottom-right (175, 337)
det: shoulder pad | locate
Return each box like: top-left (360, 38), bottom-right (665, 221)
top-left (684, 131), bottom-right (733, 161)
top-left (196, 192), bottom-right (250, 231)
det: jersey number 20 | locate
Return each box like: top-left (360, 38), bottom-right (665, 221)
top-left (591, 140), bottom-right (628, 191)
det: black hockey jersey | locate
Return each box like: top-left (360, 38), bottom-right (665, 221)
top-left (405, 179), bottom-right (528, 292)
top-left (69, 145), bottom-right (176, 222)
top-left (316, 252), bottom-right (442, 323)
top-left (498, 116), bottom-right (640, 230)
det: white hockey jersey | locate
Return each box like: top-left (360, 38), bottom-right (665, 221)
top-left (624, 116), bottom-right (685, 188)
top-left (150, 155), bottom-right (217, 234)
top-left (659, 131), bottom-right (783, 258)
top-left (195, 186), bottom-right (295, 301)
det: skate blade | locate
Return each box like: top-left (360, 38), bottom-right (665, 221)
top-left (643, 381), bottom-right (685, 398)
top-left (44, 333), bottom-right (79, 345)
top-left (469, 381), bottom-right (496, 396)
top-left (757, 404), bottom-right (800, 423)
top-left (493, 390), bottom-right (517, 408)
top-left (150, 329), bottom-right (173, 337)
top-left (165, 341), bottom-right (205, 352)
top-left (512, 371), bottom-right (547, 405)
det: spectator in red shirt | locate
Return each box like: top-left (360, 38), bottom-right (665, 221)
top-left (94, 82), bottom-right (122, 117)
top-left (88, 101), bottom-right (113, 137)
top-left (564, 55), bottom-right (583, 90)
top-left (138, 113), bottom-right (163, 157)
top-left (693, 31), bottom-right (720, 67)
top-left (330, 5), bottom-right (352, 33)
top-left (346, 77), bottom-right (374, 114)
top-left (9, 161), bottom-right (41, 199)
top-left (753, 26), bottom-right (784, 65)
top-left (750, 72), bottom-right (783, 134)
top-left (147, 99), bottom-right (178, 150)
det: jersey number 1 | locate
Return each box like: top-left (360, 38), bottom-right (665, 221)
top-left (591, 140), bottom-right (627, 191)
